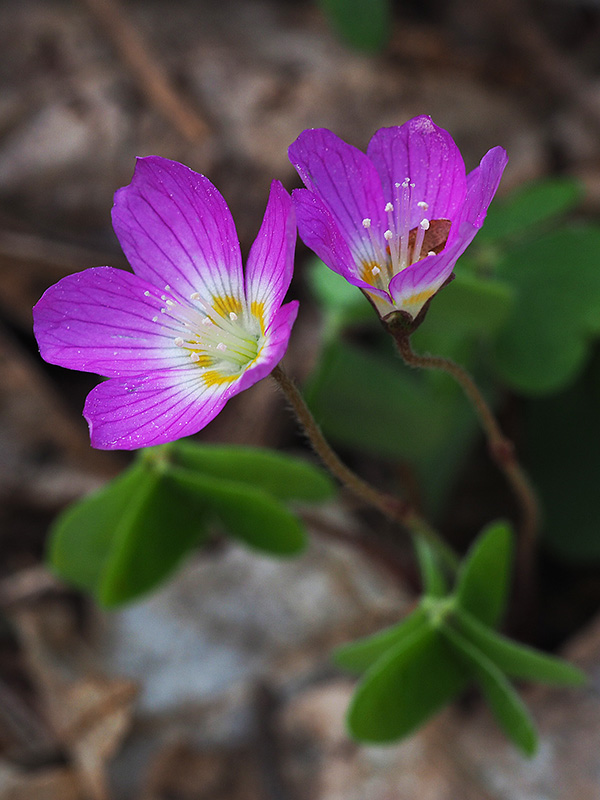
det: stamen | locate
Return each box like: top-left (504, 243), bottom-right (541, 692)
top-left (399, 178), bottom-right (411, 269)
top-left (417, 201), bottom-right (429, 211)
top-left (411, 218), bottom-right (430, 264)
top-left (229, 312), bottom-right (238, 321)
top-left (190, 292), bottom-right (201, 301)
top-left (362, 218), bottom-right (387, 267)
top-left (371, 266), bottom-right (381, 276)
top-left (362, 218), bottom-right (371, 228)
top-left (384, 230), bottom-right (393, 242)
top-left (152, 316), bottom-right (158, 323)
top-left (174, 337), bottom-right (184, 347)
top-left (216, 342), bottom-right (227, 352)
top-left (144, 290), bottom-right (150, 297)
top-left (161, 295), bottom-right (167, 301)
top-left (165, 299), bottom-right (175, 306)
top-left (190, 352), bottom-right (201, 362)
top-left (202, 317), bottom-right (213, 326)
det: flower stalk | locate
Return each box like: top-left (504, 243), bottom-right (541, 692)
top-left (391, 331), bottom-right (539, 580)
top-left (271, 364), bottom-right (459, 573)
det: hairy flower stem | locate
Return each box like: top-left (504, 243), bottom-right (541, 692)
top-left (392, 333), bottom-right (539, 583)
top-left (271, 364), bottom-right (459, 573)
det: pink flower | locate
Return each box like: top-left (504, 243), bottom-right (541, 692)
top-left (33, 157), bottom-right (298, 450)
top-left (289, 115), bottom-right (507, 321)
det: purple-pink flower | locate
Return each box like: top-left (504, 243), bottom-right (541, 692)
top-left (289, 115), bottom-right (508, 320)
top-left (33, 157), bottom-right (298, 450)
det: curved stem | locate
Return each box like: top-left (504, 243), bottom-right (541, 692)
top-left (393, 333), bottom-right (539, 580)
top-left (271, 365), bottom-right (459, 573)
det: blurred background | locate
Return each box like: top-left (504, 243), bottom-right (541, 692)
top-left (2, 0), bottom-right (600, 797)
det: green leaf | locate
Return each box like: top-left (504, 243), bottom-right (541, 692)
top-left (412, 270), bottom-right (514, 347)
top-left (346, 624), bottom-right (466, 743)
top-left (492, 226), bottom-right (600, 394)
top-left (317, 0), bottom-right (391, 52)
top-left (167, 466), bottom-right (307, 556)
top-left (171, 441), bottom-right (335, 503)
top-left (477, 178), bottom-right (583, 245)
top-left (455, 521), bottom-right (514, 627)
top-left (48, 462), bottom-right (209, 607)
top-left (456, 608), bottom-right (587, 686)
top-left (442, 625), bottom-right (538, 756)
top-left (414, 536), bottom-right (448, 597)
top-left (306, 339), bottom-right (454, 463)
top-left (334, 606), bottom-right (429, 674)
top-left (524, 366), bottom-right (600, 560)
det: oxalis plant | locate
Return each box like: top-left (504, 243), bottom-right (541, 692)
top-left (33, 116), bottom-right (586, 756)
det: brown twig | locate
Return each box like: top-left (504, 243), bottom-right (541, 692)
top-left (271, 365), bottom-right (459, 573)
top-left (81, 0), bottom-right (210, 143)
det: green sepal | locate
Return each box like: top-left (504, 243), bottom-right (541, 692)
top-left (456, 607), bottom-right (586, 686)
top-left (442, 624), bottom-right (538, 757)
top-left (346, 623), bottom-right (466, 743)
top-left (166, 465), bottom-right (307, 556)
top-left (333, 606), bottom-right (429, 674)
top-left (455, 521), bottom-right (514, 627)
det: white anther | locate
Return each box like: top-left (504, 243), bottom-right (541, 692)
top-left (216, 342), bottom-right (227, 352)
top-left (428, 250), bottom-right (436, 257)
top-left (165, 299), bottom-right (175, 306)
top-left (402, 178), bottom-right (410, 187)
top-left (190, 352), bottom-right (201, 362)
top-left (144, 290), bottom-right (150, 297)
top-left (384, 202), bottom-right (394, 213)
top-left (362, 218), bottom-right (371, 229)
top-left (420, 218), bottom-right (430, 230)
top-left (161, 295), bottom-right (167, 301)
top-left (410, 182), bottom-right (415, 188)
top-left (417, 201), bottom-right (429, 210)
top-left (384, 230), bottom-right (393, 241)
top-left (152, 316), bottom-right (158, 323)
top-left (164, 285), bottom-right (170, 291)
top-left (174, 337), bottom-right (184, 347)
top-left (160, 308), bottom-right (166, 313)
top-left (201, 317), bottom-right (213, 326)
top-left (229, 312), bottom-right (238, 321)
top-left (371, 266), bottom-right (381, 276)
top-left (190, 292), bottom-right (201, 301)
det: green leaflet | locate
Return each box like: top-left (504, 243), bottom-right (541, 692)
top-left (442, 624), bottom-right (538, 757)
top-left (171, 440), bottom-right (335, 503)
top-left (346, 623), bottom-right (466, 743)
top-left (455, 521), bottom-right (514, 627)
top-left (167, 465), bottom-right (307, 556)
top-left (334, 606), bottom-right (429, 674)
top-left (456, 607), bottom-right (586, 686)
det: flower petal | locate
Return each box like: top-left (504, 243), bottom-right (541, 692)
top-left (245, 181), bottom-right (296, 325)
top-left (461, 146), bottom-right (509, 229)
top-left (33, 267), bottom-right (189, 377)
top-left (288, 129), bottom-right (387, 264)
top-left (367, 116), bottom-right (467, 227)
top-left (237, 301), bottom-right (299, 393)
top-left (84, 368), bottom-right (230, 450)
top-left (293, 189), bottom-right (356, 277)
top-left (112, 156), bottom-right (244, 306)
